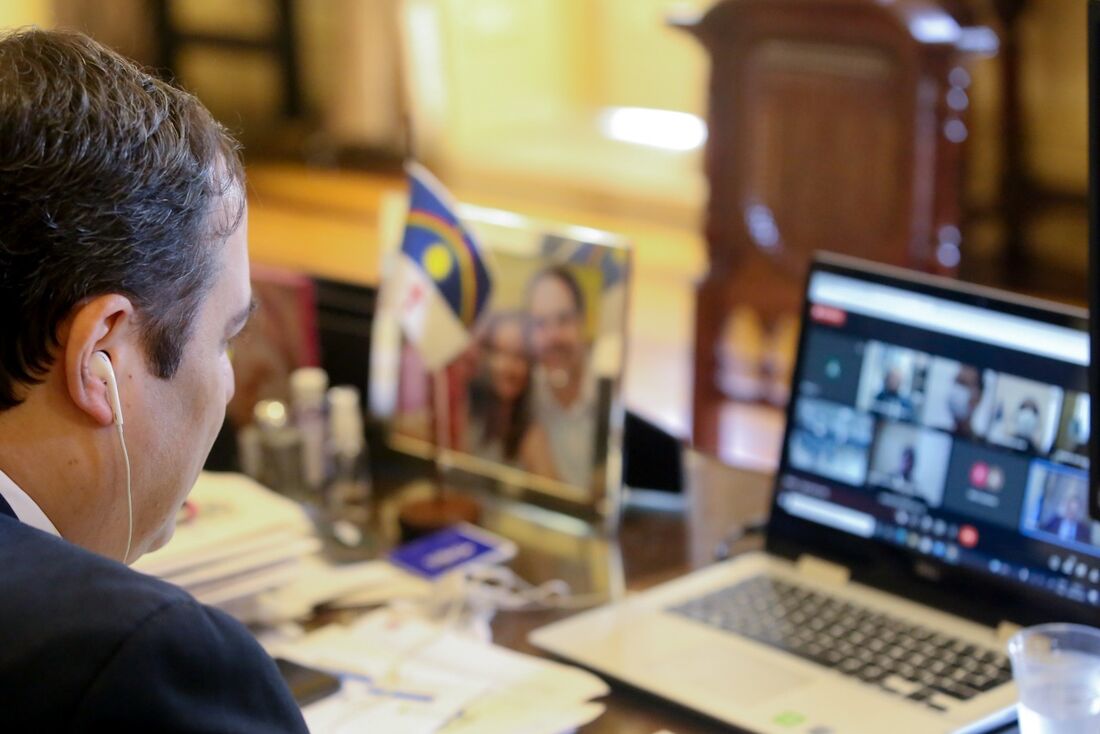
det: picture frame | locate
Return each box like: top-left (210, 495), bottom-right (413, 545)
top-left (370, 196), bottom-right (631, 518)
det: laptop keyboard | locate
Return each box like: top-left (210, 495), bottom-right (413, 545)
top-left (668, 575), bottom-right (1013, 713)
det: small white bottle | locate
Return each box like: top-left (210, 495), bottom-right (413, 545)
top-left (290, 367), bottom-right (329, 493)
top-left (326, 386), bottom-right (372, 549)
top-left (253, 399), bottom-right (304, 498)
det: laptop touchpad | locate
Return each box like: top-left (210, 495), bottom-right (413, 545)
top-left (659, 644), bottom-right (811, 704)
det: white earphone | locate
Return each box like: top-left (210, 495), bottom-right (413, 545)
top-left (91, 352), bottom-right (124, 425)
top-left (90, 352), bottom-right (133, 563)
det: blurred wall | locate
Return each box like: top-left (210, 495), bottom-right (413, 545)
top-left (166, 0), bottom-right (402, 152)
top-left (51, 0), bottom-right (405, 154)
top-left (590, 0), bottom-right (709, 114)
top-left (403, 0), bottom-right (586, 159)
top-left (403, 0), bottom-right (1088, 287)
top-left (400, 0), bottom-right (710, 224)
top-left (1020, 0), bottom-right (1087, 277)
top-left (52, 0), bottom-right (154, 66)
top-left (8, 0), bottom-right (1090, 293)
top-left (0, 0), bottom-right (53, 27)
top-left (960, 1), bottom-right (1087, 283)
top-left (1024, 1), bottom-right (1086, 193)
top-left (404, 0), bottom-right (710, 157)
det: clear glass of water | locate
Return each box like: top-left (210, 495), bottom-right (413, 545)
top-left (1008, 623), bottom-right (1100, 734)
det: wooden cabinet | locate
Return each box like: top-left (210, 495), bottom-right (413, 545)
top-left (678, 0), bottom-right (995, 453)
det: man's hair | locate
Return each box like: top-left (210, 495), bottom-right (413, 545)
top-left (0, 28), bottom-right (244, 410)
top-left (526, 265), bottom-right (586, 316)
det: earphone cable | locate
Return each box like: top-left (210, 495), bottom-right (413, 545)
top-left (115, 421), bottom-right (132, 563)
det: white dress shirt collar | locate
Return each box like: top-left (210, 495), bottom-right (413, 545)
top-left (0, 467), bottom-right (61, 537)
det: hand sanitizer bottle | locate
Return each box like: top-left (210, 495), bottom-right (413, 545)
top-left (325, 386), bottom-right (372, 552)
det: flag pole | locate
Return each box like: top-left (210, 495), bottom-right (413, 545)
top-left (397, 364), bottom-right (481, 540)
top-left (393, 162), bottom-right (485, 539)
top-left (431, 366), bottom-right (451, 500)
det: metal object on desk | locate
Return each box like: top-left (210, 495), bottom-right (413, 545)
top-left (683, 448), bottom-right (773, 569)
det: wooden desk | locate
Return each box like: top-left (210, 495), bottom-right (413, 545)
top-left (371, 451), bottom-right (774, 733)
top-left (504, 454), bottom-right (772, 733)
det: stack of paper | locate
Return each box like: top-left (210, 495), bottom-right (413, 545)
top-left (133, 472), bottom-right (321, 608)
top-left (273, 609), bottom-right (609, 734)
top-left (250, 555), bottom-right (434, 625)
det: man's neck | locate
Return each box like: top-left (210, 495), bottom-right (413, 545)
top-left (0, 380), bottom-right (122, 556)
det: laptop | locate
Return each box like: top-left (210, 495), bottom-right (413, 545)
top-left (531, 253), bottom-right (1099, 734)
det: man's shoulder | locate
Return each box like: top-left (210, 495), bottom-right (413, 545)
top-left (0, 518), bottom-right (308, 731)
top-left (0, 517), bottom-right (192, 636)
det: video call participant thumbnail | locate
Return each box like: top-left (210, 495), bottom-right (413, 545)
top-left (788, 397), bottom-right (874, 487)
top-left (941, 444), bottom-right (1032, 530)
top-left (1022, 462), bottom-right (1099, 549)
top-left (798, 330), bottom-right (865, 406)
top-left (0, 29), bottom-right (306, 731)
top-left (920, 359), bottom-right (996, 441)
top-left (855, 342), bottom-right (928, 422)
top-left (867, 422), bottom-right (952, 507)
top-left (986, 374), bottom-right (1063, 455)
top-left (1052, 392), bottom-right (1090, 469)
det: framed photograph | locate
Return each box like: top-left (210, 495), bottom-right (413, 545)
top-left (371, 198), bottom-right (631, 516)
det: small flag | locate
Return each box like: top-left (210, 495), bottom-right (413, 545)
top-left (395, 162), bottom-right (493, 370)
top-left (540, 234), bottom-right (629, 290)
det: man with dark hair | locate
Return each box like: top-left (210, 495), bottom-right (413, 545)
top-left (525, 266), bottom-right (598, 488)
top-left (0, 28), bottom-right (307, 730)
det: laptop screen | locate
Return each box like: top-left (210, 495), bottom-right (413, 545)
top-left (771, 256), bottom-right (1098, 617)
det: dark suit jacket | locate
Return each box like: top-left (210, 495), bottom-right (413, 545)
top-left (0, 507), bottom-right (308, 732)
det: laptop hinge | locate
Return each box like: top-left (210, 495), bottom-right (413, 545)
top-left (995, 620), bottom-right (1021, 645)
top-left (795, 554), bottom-right (851, 586)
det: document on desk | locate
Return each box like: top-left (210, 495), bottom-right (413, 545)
top-left (136, 471), bottom-right (315, 579)
top-left (133, 472), bottom-right (326, 612)
top-left (273, 609), bottom-right (608, 733)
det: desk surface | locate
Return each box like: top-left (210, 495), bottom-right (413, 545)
top-left (371, 452), bottom-right (773, 733)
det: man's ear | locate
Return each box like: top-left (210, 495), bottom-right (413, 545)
top-left (62, 295), bottom-right (137, 427)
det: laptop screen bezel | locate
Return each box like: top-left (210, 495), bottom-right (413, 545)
top-left (765, 252), bottom-right (1093, 628)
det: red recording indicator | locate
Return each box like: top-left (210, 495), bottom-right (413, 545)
top-left (810, 304), bottom-right (847, 327)
top-left (959, 524), bottom-right (979, 549)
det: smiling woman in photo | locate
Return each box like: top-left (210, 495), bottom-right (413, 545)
top-left (466, 311), bottom-right (558, 479)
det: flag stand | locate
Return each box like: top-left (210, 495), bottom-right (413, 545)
top-left (393, 161), bottom-right (488, 541)
top-left (397, 368), bottom-right (481, 541)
